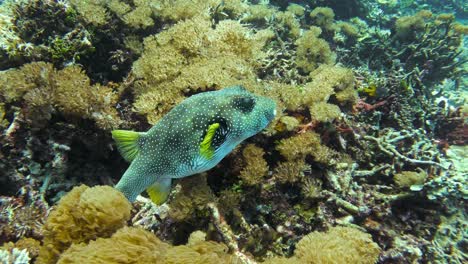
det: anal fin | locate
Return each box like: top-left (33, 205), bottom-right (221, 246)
top-left (146, 178), bottom-right (172, 205)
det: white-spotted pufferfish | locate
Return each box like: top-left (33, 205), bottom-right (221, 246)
top-left (112, 86), bottom-right (276, 204)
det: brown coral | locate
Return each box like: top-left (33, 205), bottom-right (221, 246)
top-left (131, 16), bottom-right (270, 123)
top-left (0, 62), bottom-right (122, 130)
top-left (37, 185), bottom-right (132, 264)
top-left (168, 175), bottom-right (215, 222)
top-left (295, 26), bottom-right (336, 74)
top-left (265, 226), bottom-right (381, 264)
top-left (310, 7), bottom-right (337, 32)
top-left (395, 10), bottom-right (433, 39)
top-left (239, 144), bottom-right (269, 186)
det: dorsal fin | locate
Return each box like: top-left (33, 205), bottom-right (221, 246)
top-left (199, 123), bottom-right (220, 159)
top-left (112, 130), bottom-right (142, 162)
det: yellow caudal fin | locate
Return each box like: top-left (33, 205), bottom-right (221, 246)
top-left (146, 178), bottom-right (172, 205)
top-left (112, 130), bottom-right (142, 162)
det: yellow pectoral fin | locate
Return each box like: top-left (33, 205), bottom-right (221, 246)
top-left (200, 122), bottom-right (220, 159)
top-left (146, 178), bottom-right (172, 205)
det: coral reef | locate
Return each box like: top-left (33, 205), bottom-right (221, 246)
top-left (0, 0), bottom-right (466, 263)
top-left (37, 185), bottom-right (131, 264)
top-left (265, 226), bottom-right (381, 264)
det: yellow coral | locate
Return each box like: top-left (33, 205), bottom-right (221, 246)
top-left (295, 26), bottom-right (336, 74)
top-left (286, 4), bottom-right (305, 17)
top-left (294, 226), bottom-right (381, 263)
top-left (168, 175), bottom-right (215, 221)
top-left (57, 227), bottom-right (169, 264)
top-left (276, 131), bottom-right (338, 165)
top-left (276, 132), bottom-right (321, 161)
top-left (337, 21), bottom-right (360, 38)
top-left (37, 185), bottom-right (132, 264)
top-left (310, 7), bottom-right (337, 32)
top-left (0, 62), bottom-right (122, 130)
top-left (58, 226), bottom-right (236, 264)
top-left (307, 65), bottom-right (357, 105)
top-left (131, 16), bottom-right (269, 123)
top-left (239, 144), bottom-right (269, 185)
top-left (309, 102), bottom-right (342, 123)
top-left (266, 226), bottom-right (380, 263)
top-left (393, 170), bottom-right (428, 188)
top-left (395, 10), bottom-right (433, 39)
top-left (273, 159), bottom-right (310, 184)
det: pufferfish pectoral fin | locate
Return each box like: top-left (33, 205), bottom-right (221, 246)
top-left (112, 130), bottom-right (144, 162)
top-left (146, 178), bottom-right (172, 205)
top-left (199, 122), bottom-right (220, 160)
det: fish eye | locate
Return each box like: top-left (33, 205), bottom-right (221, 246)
top-left (232, 96), bottom-right (256, 113)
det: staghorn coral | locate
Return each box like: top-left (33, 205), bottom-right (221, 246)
top-left (0, 248), bottom-right (30, 264)
top-left (0, 62), bottom-right (122, 130)
top-left (37, 185), bottom-right (132, 264)
top-left (239, 144), bottom-right (269, 186)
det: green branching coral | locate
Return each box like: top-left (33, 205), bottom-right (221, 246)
top-left (265, 226), bottom-right (381, 264)
top-left (37, 185), bottom-right (132, 264)
top-left (0, 62), bottom-right (122, 129)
